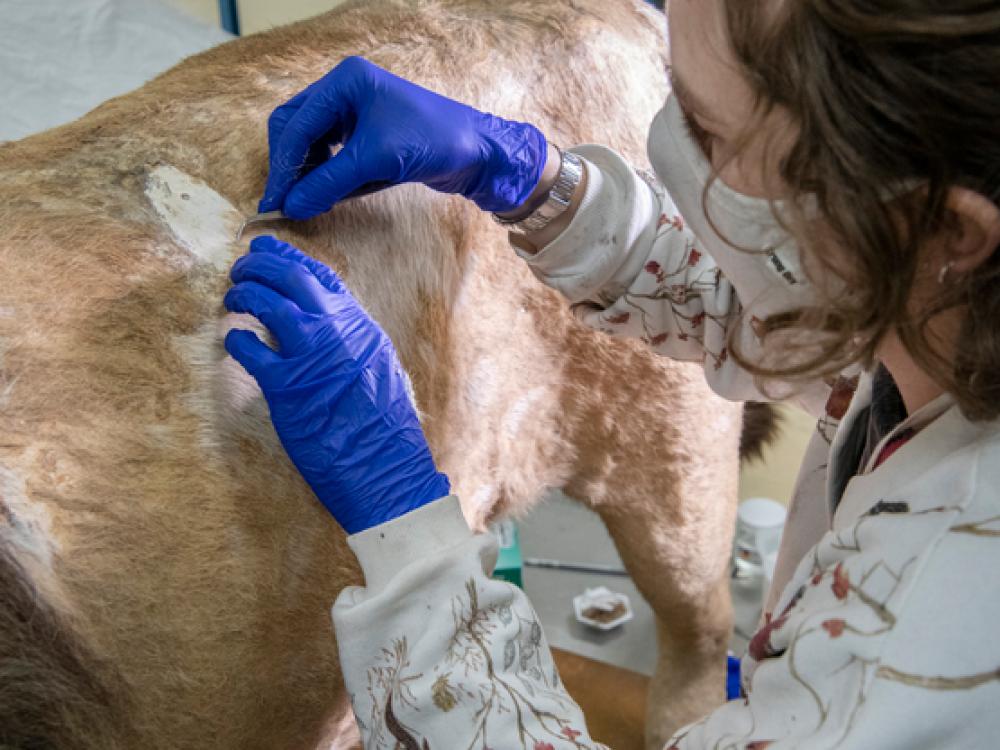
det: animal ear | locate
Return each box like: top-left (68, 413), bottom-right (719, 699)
top-left (943, 186), bottom-right (1000, 275)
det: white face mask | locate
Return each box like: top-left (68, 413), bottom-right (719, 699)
top-left (648, 94), bottom-right (820, 327)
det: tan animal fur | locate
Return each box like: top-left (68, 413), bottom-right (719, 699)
top-left (0, 1), bottom-right (752, 748)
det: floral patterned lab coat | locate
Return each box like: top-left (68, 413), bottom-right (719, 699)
top-left (331, 136), bottom-right (1000, 748)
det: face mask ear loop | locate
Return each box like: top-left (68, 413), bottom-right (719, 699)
top-left (938, 261), bottom-right (955, 285)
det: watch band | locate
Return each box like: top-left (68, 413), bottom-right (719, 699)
top-left (493, 149), bottom-right (584, 235)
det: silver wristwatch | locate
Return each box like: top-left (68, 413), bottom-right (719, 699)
top-left (493, 149), bottom-right (584, 235)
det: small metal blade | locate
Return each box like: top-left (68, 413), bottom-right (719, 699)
top-left (236, 210), bottom-right (286, 240)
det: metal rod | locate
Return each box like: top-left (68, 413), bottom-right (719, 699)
top-left (523, 558), bottom-right (629, 576)
top-left (219, 0), bottom-right (240, 36)
top-left (235, 210), bottom-right (285, 240)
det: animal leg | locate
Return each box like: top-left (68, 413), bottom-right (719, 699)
top-left (597, 505), bottom-right (735, 750)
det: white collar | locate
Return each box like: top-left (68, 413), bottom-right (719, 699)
top-left (834, 394), bottom-right (995, 530)
top-left (861, 391), bottom-right (956, 475)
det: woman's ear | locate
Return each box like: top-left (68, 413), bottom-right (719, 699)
top-left (944, 187), bottom-right (1000, 274)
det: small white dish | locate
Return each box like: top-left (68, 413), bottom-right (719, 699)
top-left (573, 587), bottom-right (634, 631)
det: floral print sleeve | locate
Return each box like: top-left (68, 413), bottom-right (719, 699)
top-left (334, 395), bottom-right (1000, 749)
top-left (514, 144), bottom-right (829, 414)
top-left (670, 394), bottom-right (1000, 749)
top-left (333, 496), bottom-right (604, 750)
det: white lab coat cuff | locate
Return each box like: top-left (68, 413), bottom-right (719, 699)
top-left (346, 495), bottom-right (473, 592)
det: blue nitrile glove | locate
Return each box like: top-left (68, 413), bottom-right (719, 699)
top-left (223, 234), bottom-right (451, 534)
top-left (259, 55), bottom-right (548, 220)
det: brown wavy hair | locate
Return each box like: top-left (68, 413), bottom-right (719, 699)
top-left (721, 1), bottom-right (1000, 419)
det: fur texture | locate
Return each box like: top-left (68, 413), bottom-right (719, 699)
top-left (0, 1), bottom-right (753, 748)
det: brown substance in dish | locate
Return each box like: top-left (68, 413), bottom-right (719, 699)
top-left (583, 601), bottom-right (628, 623)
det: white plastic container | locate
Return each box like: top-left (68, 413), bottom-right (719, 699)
top-left (733, 497), bottom-right (787, 581)
top-left (573, 587), bottom-right (634, 631)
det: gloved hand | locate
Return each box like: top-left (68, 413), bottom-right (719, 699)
top-left (223, 234), bottom-right (451, 534)
top-left (258, 55), bottom-right (548, 220)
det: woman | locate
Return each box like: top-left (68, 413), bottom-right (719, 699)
top-left (223, 1), bottom-right (1000, 746)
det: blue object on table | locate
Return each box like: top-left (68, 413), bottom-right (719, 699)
top-left (224, 235), bottom-right (451, 534)
top-left (727, 654), bottom-right (742, 700)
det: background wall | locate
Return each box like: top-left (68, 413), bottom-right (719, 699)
top-left (739, 404), bottom-right (813, 503)
top-left (163, 0), bottom-right (348, 34)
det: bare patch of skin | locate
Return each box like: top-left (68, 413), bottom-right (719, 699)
top-left (144, 165), bottom-right (242, 270)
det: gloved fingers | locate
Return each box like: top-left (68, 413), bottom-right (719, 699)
top-left (247, 235), bottom-right (350, 297)
top-left (232, 243), bottom-right (338, 315)
top-left (283, 143), bottom-right (389, 220)
top-left (264, 61), bottom-right (373, 218)
top-left (267, 85), bottom-right (313, 145)
top-left (259, 84), bottom-right (324, 213)
top-left (261, 127), bottom-right (344, 214)
top-left (260, 81), bottom-right (361, 214)
top-left (223, 281), bottom-right (308, 353)
top-left (224, 328), bottom-right (282, 382)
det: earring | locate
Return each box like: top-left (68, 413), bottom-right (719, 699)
top-left (938, 261), bottom-right (955, 285)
